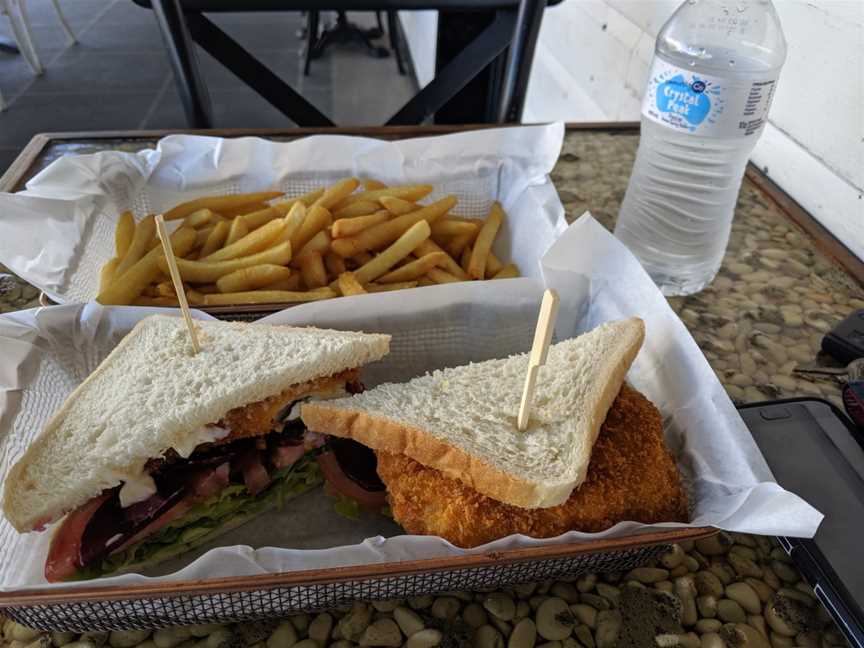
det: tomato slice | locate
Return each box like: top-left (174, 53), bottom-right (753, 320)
top-left (317, 451), bottom-right (387, 510)
top-left (45, 492), bottom-right (112, 582)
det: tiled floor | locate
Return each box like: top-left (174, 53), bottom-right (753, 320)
top-left (0, 2), bottom-right (416, 174)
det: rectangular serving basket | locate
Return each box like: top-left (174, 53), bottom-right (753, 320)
top-left (0, 528), bottom-right (713, 632)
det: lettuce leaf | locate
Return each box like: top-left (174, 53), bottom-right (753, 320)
top-left (75, 454), bottom-right (323, 580)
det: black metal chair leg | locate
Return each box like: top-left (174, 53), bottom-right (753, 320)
top-left (150, 0), bottom-right (213, 128)
top-left (304, 10), bottom-right (318, 76)
top-left (387, 11), bottom-right (406, 75)
top-left (375, 11), bottom-right (384, 36)
top-left (497, 0), bottom-right (548, 123)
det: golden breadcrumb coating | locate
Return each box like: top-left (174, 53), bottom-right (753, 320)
top-left (375, 384), bottom-right (688, 547)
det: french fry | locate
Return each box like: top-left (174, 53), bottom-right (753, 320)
top-left (291, 204), bottom-right (331, 252)
top-left (199, 221), bottom-right (230, 258)
top-left (216, 264), bottom-right (293, 293)
top-left (313, 178), bottom-right (361, 209)
top-left (468, 202), bottom-right (504, 280)
top-left (324, 252), bottom-right (347, 276)
top-left (363, 179), bottom-right (388, 191)
top-left (265, 202), bottom-right (307, 250)
top-left (377, 252), bottom-right (447, 284)
top-left (486, 251), bottom-right (504, 276)
top-left (493, 263), bottom-right (519, 279)
top-left (163, 191), bottom-right (284, 221)
top-left (300, 251), bottom-right (328, 288)
top-left (156, 281), bottom-right (176, 297)
top-left (182, 208), bottom-right (214, 229)
top-left (99, 258), bottom-right (120, 294)
top-left (115, 211), bottom-right (135, 257)
top-left (333, 201), bottom-right (380, 219)
top-left (427, 267), bottom-right (462, 284)
top-left (262, 273), bottom-right (302, 291)
top-left (418, 277), bottom-right (436, 287)
top-left (413, 239), bottom-right (469, 280)
top-left (202, 218), bottom-right (284, 262)
top-left (161, 241), bottom-right (292, 283)
top-left (331, 210), bottom-right (390, 238)
top-left (293, 229), bottom-right (331, 264)
top-left (351, 251), bottom-right (374, 266)
top-left (430, 219), bottom-right (478, 239)
top-left (115, 214), bottom-right (156, 276)
top-left (352, 220), bottom-right (431, 284)
top-left (142, 284), bottom-right (160, 297)
top-left (366, 281), bottom-right (419, 292)
top-left (379, 196), bottom-right (418, 216)
top-left (133, 296), bottom-right (180, 307)
top-left (195, 226), bottom-right (215, 249)
top-left (331, 195), bottom-right (456, 257)
top-left (337, 184), bottom-right (433, 208)
top-left (460, 245), bottom-right (473, 273)
top-left (242, 188), bottom-right (324, 228)
top-left (444, 231), bottom-right (476, 258)
top-left (337, 272), bottom-right (367, 296)
top-left (225, 216), bottom-right (249, 246)
top-left (217, 201), bottom-right (268, 218)
top-left (98, 226), bottom-right (196, 305)
top-left (196, 283), bottom-right (220, 294)
top-left (203, 288), bottom-right (336, 306)
top-left (186, 289), bottom-right (205, 306)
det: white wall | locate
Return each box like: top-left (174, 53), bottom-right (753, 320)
top-left (524, 0), bottom-right (864, 260)
top-left (398, 11), bottom-right (438, 88)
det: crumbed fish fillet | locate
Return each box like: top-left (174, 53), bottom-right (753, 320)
top-left (375, 384), bottom-right (689, 548)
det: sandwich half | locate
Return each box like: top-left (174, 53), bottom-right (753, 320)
top-left (3, 315), bottom-right (390, 581)
top-left (302, 318), bottom-right (688, 546)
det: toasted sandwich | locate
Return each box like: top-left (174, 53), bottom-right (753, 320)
top-left (302, 318), bottom-right (688, 546)
top-left (2, 315), bottom-right (390, 581)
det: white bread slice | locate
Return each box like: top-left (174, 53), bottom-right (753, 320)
top-left (302, 318), bottom-right (644, 510)
top-left (3, 315), bottom-right (390, 533)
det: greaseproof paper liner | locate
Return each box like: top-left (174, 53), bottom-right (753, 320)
top-left (0, 214), bottom-right (821, 591)
top-left (0, 124), bottom-right (568, 304)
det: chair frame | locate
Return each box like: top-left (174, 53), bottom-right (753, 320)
top-left (144, 0), bottom-right (550, 128)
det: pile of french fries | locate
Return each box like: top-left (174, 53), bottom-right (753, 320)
top-left (96, 178), bottom-right (519, 308)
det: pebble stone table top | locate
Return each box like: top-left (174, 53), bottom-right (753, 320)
top-left (0, 126), bottom-right (859, 648)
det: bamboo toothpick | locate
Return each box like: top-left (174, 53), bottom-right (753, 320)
top-left (155, 214), bottom-right (200, 354)
top-left (517, 289), bottom-right (560, 431)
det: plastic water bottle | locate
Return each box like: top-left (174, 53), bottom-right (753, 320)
top-left (614, 0), bottom-right (787, 296)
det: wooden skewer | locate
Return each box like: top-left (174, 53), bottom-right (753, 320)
top-left (155, 214), bottom-right (201, 354)
top-left (517, 288), bottom-right (560, 431)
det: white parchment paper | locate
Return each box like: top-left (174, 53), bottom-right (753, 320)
top-left (0, 215), bottom-right (822, 592)
top-left (0, 125), bottom-right (568, 304)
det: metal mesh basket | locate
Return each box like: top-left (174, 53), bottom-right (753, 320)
top-left (4, 543), bottom-right (673, 632)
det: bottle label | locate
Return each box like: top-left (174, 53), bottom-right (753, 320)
top-left (642, 58), bottom-right (779, 137)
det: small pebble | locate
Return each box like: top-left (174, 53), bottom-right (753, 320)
top-left (394, 607), bottom-right (424, 637)
top-left (695, 620), bottom-right (723, 634)
top-left (358, 619), bottom-right (402, 647)
top-left (697, 596), bottom-right (718, 618)
top-left (484, 593), bottom-right (517, 621)
top-left (626, 568), bottom-right (670, 584)
top-left (308, 613), bottom-right (334, 646)
top-left (570, 605), bottom-right (597, 630)
top-left (595, 584), bottom-right (620, 607)
top-left (550, 583), bottom-right (579, 604)
top-left (576, 575), bottom-right (597, 593)
top-left (700, 633), bottom-right (726, 648)
top-left (726, 583), bottom-right (761, 614)
top-left (431, 596), bottom-right (460, 621)
top-left (266, 622), bottom-right (297, 648)
top-left (508, 618), bottom-right (538, 648)
top-left (536, 598), bottom-right (575, 640)
top-left (718, 599), bottom-right (747, 624)
top-left (406, 629), bottom-right (442, 648)
top-left (109, 630), bottom-right (151, 648)
top-left (475, 625), bottom-right (505, 648)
